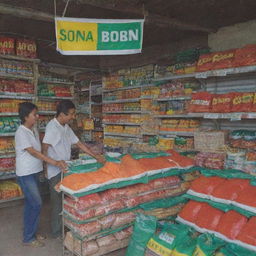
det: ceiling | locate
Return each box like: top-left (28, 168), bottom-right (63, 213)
top-left (0, 0), bottom-right (256, 71)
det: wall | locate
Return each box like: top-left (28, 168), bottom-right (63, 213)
top-left (209, 20), bottom-right (256, 51)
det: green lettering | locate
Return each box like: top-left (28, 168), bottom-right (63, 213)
top-left (59, 29), bottom-right (66, 41)
top-left (68, 30), bottom-right (74, 41)
top-left (77, 31), bottom-right (85, 41)
top-left (86, 31), bottom-right (93, 41)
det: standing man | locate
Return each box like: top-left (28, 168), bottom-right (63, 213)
top-left (42, 100), bottom-right (105, 238)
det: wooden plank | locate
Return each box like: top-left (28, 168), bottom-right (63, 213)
top-left (0, 3), bottom-right (53, 22)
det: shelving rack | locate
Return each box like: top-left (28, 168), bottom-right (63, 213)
top-left (0, 54), bottom-right (39, 204)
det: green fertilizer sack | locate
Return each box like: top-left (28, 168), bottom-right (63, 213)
top-left (126, 213), bottom-right (157, 256)
top-left (192, 233), bottom-right (225, 256)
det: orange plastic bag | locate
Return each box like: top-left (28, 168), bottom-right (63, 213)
top-left (211, 93), bottom-right (234, 113)
top-left (196, 53), bottom-right (214, 72)
top-left (179, 200), bottom-right (205, 223)
top-left (188, 92), bottom-right (213, 113)
top-left (216, 210), bottom-right (247, 240)
top-left (237, 216), bottom-right (256, 246)
top-left (235, 185), bottom-right (256, 208)
top-left (120, 155), bottom-right (147, 176)
top-left (212, 50), bottom-right (236, 70)
top-left (195, 204), bottom-right (223, 231)
top-left (234, 45), bottom-right (256, 67)
top-left (231, 92), bottom-right (254, 112)
top-left (211, 179), bottom-right (250, 201)
top-left (190, 176), bottom-right (226, 195)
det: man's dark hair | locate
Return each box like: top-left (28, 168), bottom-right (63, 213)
top-left (56, 100), bottom-right (76, 117)
top-left (18, 102), bottom-right (38, 124)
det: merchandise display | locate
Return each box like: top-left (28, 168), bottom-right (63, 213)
top-left (16, 38), bottom-right (37, 59)
top-left (0, 99), bottom-right (26, 113)
top-left (0, 59), bottom-right (33, 77)
top-left (189, 91), bottom-right (256, 113)
top-left (38, 83), bottom-right (72, 97)
top-left (0, 116), bottom-right (20, 133)
top-left (0, 79), bottom-right (34, 95)
top-left (0, 181), bottom-right (23, 200)
top-left (0, 36), bottom-right (37, 59)
top-left (62, 152), bottom-right (198, 256)
top-left (36, 100), bottom-right (57, 112)
top-left (196, 44), bottom-right (256, 72)
top-left (2, 15), bottom-right (256, 256)
top-left (0, 137), bottom-right (15, 154)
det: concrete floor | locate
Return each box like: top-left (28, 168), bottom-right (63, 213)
top-left (0, 197), bottom-right (126, 256)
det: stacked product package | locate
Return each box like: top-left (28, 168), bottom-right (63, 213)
top-left (124, 169), bottom-right (256, 256)
top-left (60, 151), bottom-right (199, 256)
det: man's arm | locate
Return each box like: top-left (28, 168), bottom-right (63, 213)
top-left (76, 141), bottom-right (105, 164)
top-left (26, 146), bottom-right (67, 170)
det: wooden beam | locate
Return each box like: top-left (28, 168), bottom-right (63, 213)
top-left (0, 3), bottom-right (54, 22)
top-left (77, 0), bottom-right (214, 33)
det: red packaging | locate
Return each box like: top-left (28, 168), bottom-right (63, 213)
top-left (216, 210), bottom-right (247, 240)
top-left (231, 92), bottom-right (254, 112)
top-left (188, 92), bottom-right (213, 113)
top-left (16, 39), bottom-right (37, 58)
top-left (0, 37), bottom-right (15, 55)
top-left (190, 176), bottom-right (226, 195)
top-left (179, 200), bottom-right (205, 223)
top-left (211, 93), bottom-right (234, 113)
top-left (211, 179), bottom-right (250, 201)
top-left (196, 204), bottom-right (223, 230)
top-left (196, 53), bottom-right (214, 72)
top-left (237, 216), bottom-right (256, 246)
top-left (234, 45), bottom-right (256, 67)
top-left (112, 211), bottom-right (136, 228)
top-left (235, 185), bottom-right (256, 208)
top-left (212, 50), bottom-right (236, 70)
top-left (149, 176), bottom-right (180, 190)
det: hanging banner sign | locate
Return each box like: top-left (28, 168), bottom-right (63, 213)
top-left (55, 17), bottom-right (144, 55)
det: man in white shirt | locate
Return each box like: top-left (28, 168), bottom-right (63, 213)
top-left (42, 100), bottom-right (104, 238)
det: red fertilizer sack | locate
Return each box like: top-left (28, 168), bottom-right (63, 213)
top-left (190, 176), bottom-right (226, 196)
top-left (196, 53), bottom-right (214, 72)
top-left (211, 179), bottom-right (250, 201)
top-left (98, 214), bottom-right (116, 229)
top-left (235, 185), bottom-right (256, 208)
top-left (234, 45), bottom-right (256, 67)
top-left (179, 201), bottom-right (205, 223)
top-left (237, 216), bottom-right (256, 246)
top-left (149, 176), bottom-right (180, 190)
top-left (231, 92), bottom-right (254, 112)
top-left (188, 92), bottom-right (213, 113)
top-left (195, 204), bottom-right (223, 231)
top-left (216, 210), bottom-right (247, 240)
top-left (65, 193), bottom-right (102, 211)
top-left (212, 50), bottom-right (236, 70)
top-left (211, 93), bottom-right (234, 113)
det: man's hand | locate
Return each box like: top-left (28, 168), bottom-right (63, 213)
top-left (54, 160), bottom-right (68, 171)
top-left (95, 155), bottom-right (106, 164)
